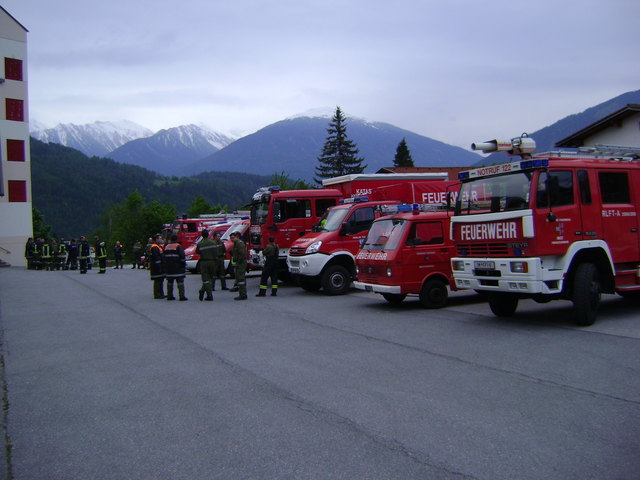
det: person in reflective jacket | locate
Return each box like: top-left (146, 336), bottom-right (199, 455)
top-left (78, 237), bottom-right (90, 274)
top-left (149, 234), bottom-right (166, 299)
top-left (163, 234), bottom-right (187, 301)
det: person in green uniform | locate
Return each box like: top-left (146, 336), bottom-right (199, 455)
top-left (94, 236), bottom-right (108, 274)
top-left (230, 232), bottom-right (248, 300)
top-left (196, 230), bottom-right (216, 301)
top-left (256, 236), bottom-right (279, 296)
top-left (149, 234), bottom-right (165, 298)
top-left (78, 236), bottom-right (90, 274)
top-left (211, 231), bottom-right (228, 291)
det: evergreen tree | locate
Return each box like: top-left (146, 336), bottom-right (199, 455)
top-left (393, 138), bottom-right (414, 167)
top-left (32, 207), bottom-right (51, 239)
top-left (187, 195), bottom-right (214, 218)
top-left (314, 106), bottom-right (367, 184)
top-left (270, 171), bottom-right (313, 190)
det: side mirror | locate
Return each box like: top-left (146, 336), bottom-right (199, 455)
top-left (339, 223), bottom-right (349, 236)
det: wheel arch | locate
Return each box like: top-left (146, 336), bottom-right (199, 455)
top-left (323, 252), bottom-right (357, 278)
top-left (563, 246), bottom-right (615, 295)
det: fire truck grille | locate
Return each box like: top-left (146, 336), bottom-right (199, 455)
top-left (289, 247), bottom-right (306, 256)
top-left (456, 243), bottom-right (509, 256)
top-left (357, 265), bottom-right (386, 281)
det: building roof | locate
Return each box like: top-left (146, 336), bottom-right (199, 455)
top-left (376, 166), bottom-right (469, 179)
top-left (0, 6), bottom-right (29, 32)
top-left (555, 104), bottom-right (640, 148)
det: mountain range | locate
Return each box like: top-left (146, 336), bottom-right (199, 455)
top-left (30, 89), bottom-right (640, 180)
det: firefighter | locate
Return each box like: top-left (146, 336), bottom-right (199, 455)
top-left (257, 236), bottom-right (279, 296)
top-left (78, 236), bottom-right (90, 274)
top-left (196, 230), bottom-right (216, 301)
top-left (50, 238), bottom-right (60, 270)
top-left (41, 238), bottom-right (52, 271)
top-left (24, 237), bottom-right (35, 270)
top-left (131, 240), bottom-right (143, 269)
top-left (66, 238), bottom-right (78, 270)
top-left (163, 234), bottom-right (188, 301)
top-left (113, 241), bottom-right (124, 269)
top-left (211, 231), bottom-right (228, 291)
top-left (230, 231), bottom-right (248, 300)
top-left (94, 236), bottom-right (108, 274)
top-left (149, 234), bottom-right (165, 299)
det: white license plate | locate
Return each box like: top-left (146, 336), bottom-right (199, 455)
top-left (289, 267), bottom-right (300, 274)
top-left (365, 285), bottom-right (373, 292)
top-left (474, 261), bottom-right (495, 269)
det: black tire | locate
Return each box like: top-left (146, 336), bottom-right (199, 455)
top-left (419, 279), bottom-right (448, 309)
top-left (299, 276), bottom-right (321, 292)
top-left (382, 293), bottom-right (407, 305)
top-left (321, 265), bottom-right (351, 295)
top-left (572, 262), bottom-right (601, 326)
top-left (488, 292), bottom-right (519, 317)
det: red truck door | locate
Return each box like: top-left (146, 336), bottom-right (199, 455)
top-left (401, 219), bottom-right (451, 293)
top-left (597, 170), bottom-right (640, 263)
top-left (338, 205), bottom-right (377, 249)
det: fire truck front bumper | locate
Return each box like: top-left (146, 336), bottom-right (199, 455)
top-left (287, 253), bottom-right (327, 277)
top-left (353, 281), bottom-right (401, 295)
top-left (451, 257), bottom-right (563, 295)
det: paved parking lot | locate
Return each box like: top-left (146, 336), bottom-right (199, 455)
top-left (1, 266), bottom-right (639, 479)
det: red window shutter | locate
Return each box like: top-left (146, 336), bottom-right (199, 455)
top-left (4, 58), bottom-right (23, 81)
top-left (6, 99), bottom-right (24, 122)
top-left (8, 180), bottom-right (27, 202)
top-left (6, 139), bottom-right (25, 162)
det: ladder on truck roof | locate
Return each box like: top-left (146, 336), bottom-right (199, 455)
top-left (538, 144), bottom-right (640, 161)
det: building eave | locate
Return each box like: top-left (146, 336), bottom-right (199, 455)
top-left (555, 104), bottom-right (640, 148)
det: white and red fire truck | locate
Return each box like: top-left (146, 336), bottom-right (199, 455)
top-left (286, 175), bottom-right (454, 294)
top-left (354, 204), bottom-right (457, 307)
top-left (249, 173), bottom-right (451, 283)
top-left (450, 134), bottom-right (640, 325)
top-left (163, 213), bottom-right (248, 248)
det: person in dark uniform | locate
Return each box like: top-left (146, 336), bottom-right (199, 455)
top-left (41, 238), bottom-right (52, 271)
top-left (113, 241), bottom-right (124, 269)
top-left (131, 240), bottom-right (143, 269)
top-left (94, 236), bottom-right (107, 274)
top-left (24, 237), bottom-right (35, 270)
top-left (163, 234), bottom-right (188, 301)
top-left (78, 236), bottom-right (90, 274)
top-left (256, 236), bottom-right (279, 296)
top-left (149, 234), bottom-right (165, 299)
top-left (230, 232), bottom-right (248, 300)
top-left (56, 239), bottom-right (67, 270)
top-left (196, 230), bottom-right (216, 301)
top-left (66, 239), bottom-right (78, 270)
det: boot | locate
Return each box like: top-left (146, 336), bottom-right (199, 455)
top-left (178, 283), bottom-right (187, 301)
top-left (234, 295), bottom-right (248, 301)
top-left (256, 289), bottom-right (266, 297)
top-left (166, 284), bottom-right (175, 301)
top-left (179, 296), bottom-right (188, 301)
top-left (205, 294), bottom-right (213, 301)
top-left (271, 289), bottom-right (277, 296)
top-left (199, 290), bottom-right (204, 301)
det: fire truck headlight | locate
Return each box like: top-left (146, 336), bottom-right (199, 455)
top-left (452, 260), bottom-right (465, 271)
top-left (510, 261), bottom-right (528, 273)
top-left (386, 267), bottom-right (393, 277)
top-left (306, 240), bottom-right (322, 254)
top-left (186, 254), bottom-right (193, 260)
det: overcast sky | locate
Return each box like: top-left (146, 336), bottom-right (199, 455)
top-left (3, 0), bottom-right (639, 148)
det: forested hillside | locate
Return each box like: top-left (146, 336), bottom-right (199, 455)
top-left (30, 138), bottom-right (270, 238)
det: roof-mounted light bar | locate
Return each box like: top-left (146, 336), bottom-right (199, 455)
top-left (458, 158), bottom-right (548, 180)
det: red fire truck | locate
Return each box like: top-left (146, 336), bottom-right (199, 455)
top-left (286, 176), bottom-right (454, 294)
top-left (450, 134), bottom-right (640, 325)
top-left (250, 173), bottom-right (450, 277)
top-left (354, 204), bottom-right (456, 307)
top-left (184, 218), bottom-right (247, 273)
top-left (164, 214), bottom-right (247, 247)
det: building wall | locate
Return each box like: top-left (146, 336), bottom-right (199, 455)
top-left (585, 112), bottom-right (640, 147)
top-left (0, 8), bottom-right (31, 267)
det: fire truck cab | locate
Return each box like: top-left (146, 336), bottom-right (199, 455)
top-left (287, 198), bottom-right (401, 295)
top-left (354, 204), bottom-right (456, 307)
top-left (451, 134), bottom-right (640, 325)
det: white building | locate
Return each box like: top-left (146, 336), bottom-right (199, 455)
top-left (555, 104), bottom-right (640, 152)
top-left (0, 6), bottom-right (30, 267)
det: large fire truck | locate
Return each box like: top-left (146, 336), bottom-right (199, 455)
top-left (249, 173), bottom-right (450, 280)
top-left (450, 134), bottom-right (640, 326)
top-left (286, 176), bottom-right (454, 294)
top-left (354, 204), bottom-right (456, 307)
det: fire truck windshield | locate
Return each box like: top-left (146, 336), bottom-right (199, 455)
top-left (455, 171), bottom-right (532, 215)
top-left (321, 206), bottom-right (350, 232)
top-left (251, 201), bottom-right (269, 225)
top-left (361, 219), bottom-right (406, 252)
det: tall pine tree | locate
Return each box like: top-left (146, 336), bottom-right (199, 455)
top-left (314, 106), bottom-right (367, 184)
top-left (393, 138), bottom-right (414, 167)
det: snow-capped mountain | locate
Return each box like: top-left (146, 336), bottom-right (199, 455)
top-left (107, 124), bottom-right (236, 176)
top-left (30, 120), bottom-right (153, 157)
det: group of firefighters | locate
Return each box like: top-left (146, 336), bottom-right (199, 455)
top-left (26, 230), bottom-right (281, 302)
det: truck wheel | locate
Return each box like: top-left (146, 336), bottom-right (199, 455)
top-left (299, 276), bottom-right (321, 292)
top-left (321, 265), bottom-right (351, 295)
top-left (419, 279), bottom-right (448, 308)
top-left (572, 263), bottom-right (600, 326)
top-left (382, 293), bottom-right (407, 305)
top-left (488, 293), bottom-right (518, 317)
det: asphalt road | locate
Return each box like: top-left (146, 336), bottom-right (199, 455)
top-left (1, 266), bottom-right (639, 480)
